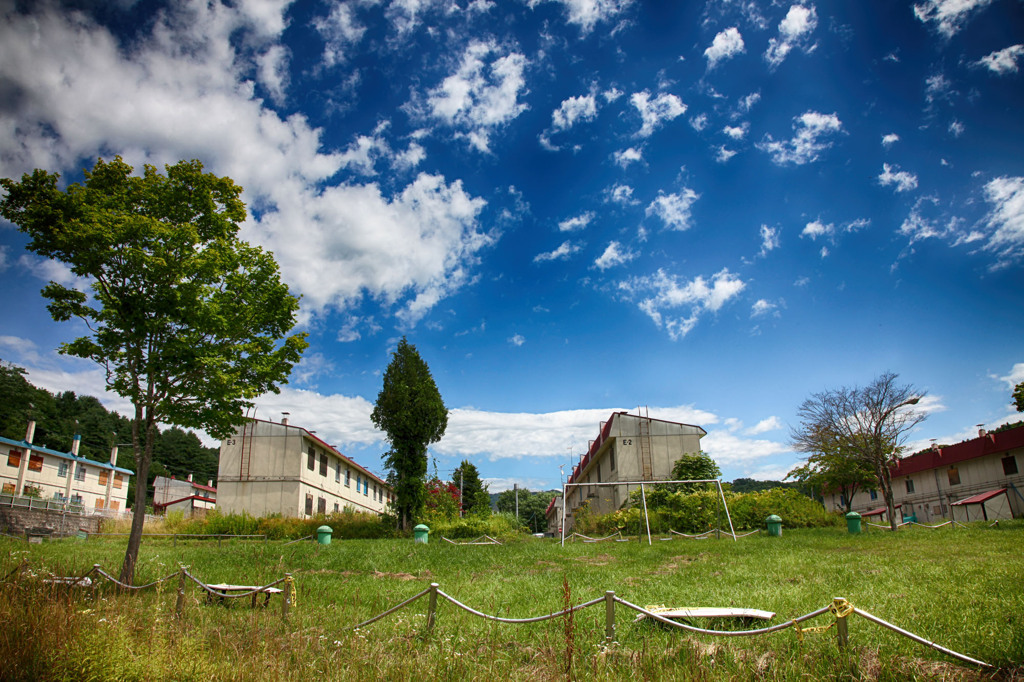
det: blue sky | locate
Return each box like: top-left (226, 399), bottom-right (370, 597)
top-left (1, 0), bottom-right (1022, 493)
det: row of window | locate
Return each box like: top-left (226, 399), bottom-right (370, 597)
top-left (7, 450), bottom-right (123, 487)
top-left (901, 455), bottom-right (1018, 494)
top-left (0, 482), bottom-right (120, 509)
top-left (304, 444), bottom-right (392, 504)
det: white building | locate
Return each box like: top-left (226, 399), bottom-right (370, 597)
top-left (0, 421), bottom-right (133, 513)
top-left (153, 474), bottom-right (217, 517)
top-left (217, 417), bottom-right (392, 518)
top-left (563, 412), bottom-right (706, 528)
top-left (825, 424), bottom-right (1024, 522)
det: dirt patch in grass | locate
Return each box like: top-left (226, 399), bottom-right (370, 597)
top-left (371, 570), bottom-right (432, 581)
top-left (574, 554), bottom-right (616, 565)
top-left (652, 555), bottom-right (702, 574)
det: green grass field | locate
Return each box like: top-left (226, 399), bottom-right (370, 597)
top-left (3, 522), bottom-right (1022, 681)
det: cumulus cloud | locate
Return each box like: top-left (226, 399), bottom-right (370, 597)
top-left (750, 299), bottom-right (777, 318)
top-left (613, 147), bottom-right (643, 167)
top-left (757, 111), bottom-right (843, 165)
top-left (551, 93), bottom-right (598, 131)
top-left (975, 44), bottom-right (1024, 74)
top-left (593, 241), bottom-right (636, 270)
top-left (534, 240), bottom-right (583, 263)
top-left (704, 27), bottom-right (745, 68)
top-left (715, 146), bottom-right (738, 163)
top-left (878, 163), bottom-right (919, 193)
top-left (605, 183), bottom-right (639, 205)
top-left (913, 0), bottom-right (994, 38)
top-left (646, 188), bottom-right (700, 231)
top-left (759, 224), bottom-right (780, 257)
top-left (765, 4), bottom-right (818, 68)
top-left (619, 268), bottom-right (746, 340)
top-left (508, 333), bottom-right (526, 346)
top-left (559, 211), bottom-right (595, 231)
top-left (527, 0), bottom-right (634, 35)
top-left (630, 91), bottom-right (686, 137)
top-left (420, 40), bottom-right (529, 153)
top-left (982, 176), bottom-right (1024, 266)
top-left (882, 133), bottom-right (900, 147)
top-left (701, 428), bottom-right (790, 466)
top-left (314, 3), bottom-right (366, 67)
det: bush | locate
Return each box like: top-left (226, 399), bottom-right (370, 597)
top-left (423, 512), bottom-right (525, 540)
top-left (149, 509), bottom-right (401, 540)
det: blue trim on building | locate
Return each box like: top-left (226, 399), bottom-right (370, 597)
top-left (0, 436), bottom-right (135, 475)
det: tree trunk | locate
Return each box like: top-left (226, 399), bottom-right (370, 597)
top-left (879, 467), bottom-right (898, 532)
top-left (119, 411), bottom-right (156, 585)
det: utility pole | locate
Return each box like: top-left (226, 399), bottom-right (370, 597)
top-left (514, 483), bottom-right (519, 520)
top-left (459, 469), bottom-right (464, 517)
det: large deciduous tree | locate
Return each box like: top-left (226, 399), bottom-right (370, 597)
top-left (371, 337), bottom-right (448, 531)
top-left (0, 157), bottom-right (307, 583)
top-left (791, 372), bottom-right (926, 531)
top-left (665, 451), bottom-right (721, 493)
top-left (786, 431), bottom-right (876, 512)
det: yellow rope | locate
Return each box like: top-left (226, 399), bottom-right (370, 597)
top-left (829, 598), bottom-right (854, 619)
top-left (792, 619), bottom-right (803, 642)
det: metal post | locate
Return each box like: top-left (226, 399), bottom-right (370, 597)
top-left (282, 573), bottom-right (292, 620)
top-left (427, 583), bottom-right (439, 632)
top-left (640, 483), bottom-right (652, 546)
top-left (175, 567), bottom-right (186, 619)
top-left (834, 597), bottom-right (849, 651)
top-left (605, 591), bottom-right (615, 641)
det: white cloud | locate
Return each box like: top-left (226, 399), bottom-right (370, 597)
top-left (759, 224), bottom-right (780, 256)
top-left (559, 211), bottom-right (595, 232)
top-left (704, 27), bottom-right (745, 68)
top-left (750, 299), bottom-right (777, 318)
top-left (605, 183), bottom-right (639, 205)
top-left (757, 111), bottom-right (843, 165)
top-left (690, 113), bottom-right (709, 131)
top-left (256, 44), bottom-right (290, 105)
top-left (630, 91), bottom-right (686, 138)
top-left (593, 241), bottom-right (636, 270)
top-left (878, 163), bottom-right (919, 193)
top-left (882, 133), bottom-right (900, 147)
top-left (619, 268), bottom-right (746, 340)
top-left (738, 91), bottom-right (761, 113)
top-left (723, 123), bottom-right (749, 140)
top-left (898, 196), bottom-right (958, 245)
top-left (913, 0), bottom-right (994, 38)
top-left (0, 246), bottom-right (8, 272)
top-left (314, 3), bottom-right (366, 67)
top-left (765, 4), bottom-right (818, 68)
top-left (715, 146), bottom-right (738, 163)
top-left (995, 363), bottom-right (1024, 390)
top-left (801, 220), bottom-right (833, 240)
top-left (948, 120), bottom-right (965, 137)
top-left (534, 240), bottom-right (583, 263)
top-left (646, 188), bottom-right (700, 231)
top-left (976, 44), bottom-right (1024, 75)
top-left (508, 333), bottom-right (526, 346)
top-left (746, 416), bottom-right (782, 434)
top-left (421, 40), bottom-right (529, 153)
top-left (982, 176), bottom-right (1024, 265)
top-left (551, 93), bottom-right (598, 132)
top-left (613, 147), bottom-right (643, 167)
top-left (527, 0), bottom-right (634, 35)
top-left (701, 429), bottom-right (790, 466)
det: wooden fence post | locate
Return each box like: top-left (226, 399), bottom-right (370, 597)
top-left (175, 567), bottom-right (186, 619)
top-left (605, 591), bottom-right (615, 641)
top-left (834, 597), bottom-right (849, 651)
top-left (282, 573), bottom-right (293, 620)
top-left (427, 583), bottom-right (439, 632)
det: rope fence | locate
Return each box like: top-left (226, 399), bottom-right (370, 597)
top-left (1, 561), bottom-right (996, 670)
top-left (441, 535), bottom-right (502, 545)
top-left (666, 528), bottom-right (760, 540)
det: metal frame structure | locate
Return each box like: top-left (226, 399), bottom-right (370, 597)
top-left (560, 478), bottom-right (736, 546)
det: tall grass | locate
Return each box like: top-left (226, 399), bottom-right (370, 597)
top-left (2, 521), bottom-right (1022, 680)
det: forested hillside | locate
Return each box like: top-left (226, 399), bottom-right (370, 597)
top-left (0, 360), bottom-right (219, 505)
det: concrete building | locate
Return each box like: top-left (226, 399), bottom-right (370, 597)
top-left (217, 417), bottom-right (392, 518)
top-left (544, 494), bottom-right (562, 535)
top-left (153, 474), bottom-right (217, 517)
top-left (825, 424), bottom-right (1024, 522)
top-left (0, 420), bottom-right (133, 513)
top-left (562, 412), bottom-right (706, 528)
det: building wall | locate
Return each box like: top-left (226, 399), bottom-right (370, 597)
top-left (826, 432), bottom-right (1024, 522)
top-left (217, 419), bottom-right (392, 518)
top-left (1, 443), bottom-right (131, 512)
top-left (563, 413), bottom-right (706, 528)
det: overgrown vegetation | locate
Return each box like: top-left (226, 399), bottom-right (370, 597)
top-left (2, 523), bottom-right (1021, 681)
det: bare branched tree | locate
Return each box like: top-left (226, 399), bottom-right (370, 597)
top-left (792, 372), bottom-right (927, 530)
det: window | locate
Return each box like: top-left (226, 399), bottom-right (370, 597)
top-left (75, 465), bottom-right (86, 482)
top-left (905, 478), bottom-right (915, 493)
top-left (335, 461), bottom-right (342, 483)
top-left (99, 470), bottom-right (109, 486)
top-left (53, 491), bottom-right (65, 501)
top-left (839, 494), bottom-right (847, 508)
top-left (114, 474), bottom-right (123, 489)
top-left (307, 446), bottom-right (316, 471)
top-left (317, 497), bottom-right (326, 514)
top-left (1003, 456), bottom-right (1019, 476)
top-left (2, 483), bottom-right (15, 494)
top-left (869, 489), bottom-right (877, 501)
top-left (947, 467), bottom-right (960, 486)
top-left (334, 503), bottom-right (339, 513)
top-left (319, 453), bottom-right (328, 477)
top-left (305, 494), bottom-right (314, 515)
top-left (345, 469), bottom-right (351, 487)
top-left (28, 454), bottom-right (43, 472)
top-left (95, 498), bottom-right (105, 509)
top-left (71, 494), bottom-right (82, 505)
top-left (364, 479), bottom-right (369, 496)
top-left (7, 450), bottom-right (21, 468)
top-left (57, 461), bottom-right (69, 478)
top-left (356, 474), bottom-right (362, 493)
top-left (609, 446), bottom-right (616, 472)
top-left (109, 500), bottom-right (119, 511)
